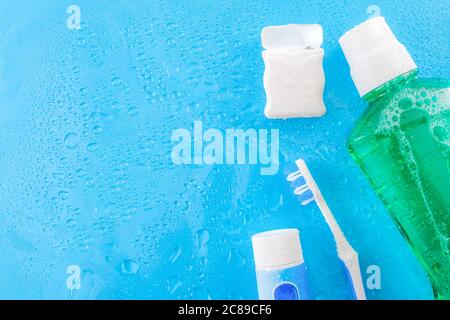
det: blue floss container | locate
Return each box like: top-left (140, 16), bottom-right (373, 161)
top-left (252, 229), bottom-right (309, 300)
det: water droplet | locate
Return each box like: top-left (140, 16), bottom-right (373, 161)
top-left (120, 211), bottom-right (131, 222)
top-left (66, 218), bottom-right (75, 227)
top-left (64, 132), bottom-right (79, 150)
top-left (128, 107), bottom-right (138, 116)
top-left (58, 191), bottom-right (69, 200)
top-left (166, 22), bottom-right (177, 31)
top-left (112, 76), bottom-right (122, 87)
top-left (93, 126), bottom-right (103, 135)
top-left (52, 172), bottom-right (65, 180)
top-left (121, 259), bottom-right (139, 274)
top-left (169, 246), bottom-right (182, 263)
top-left (76, 169), bottom-right (86, 177)
top-left (166, 276), bottom-right (183, 294)
top-left (167, 38), bottom-right (176, 48)
top-left (86, 142), bottom-right (99, 152)
top-left (227, 248), bottom-right (246, 267)
top-left (195, 229), bottom-right (210, 257)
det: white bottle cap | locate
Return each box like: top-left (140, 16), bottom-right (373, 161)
top-left (339, 17), bottom-right (417, 97)
top-left (252, 229), bottom-right (304, 270)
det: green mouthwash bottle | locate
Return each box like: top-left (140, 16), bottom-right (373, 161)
top-left (340, 17), bottom-right (450, 299)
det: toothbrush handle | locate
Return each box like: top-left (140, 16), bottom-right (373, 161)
top-left (340, 255), bottom-right (367, 300)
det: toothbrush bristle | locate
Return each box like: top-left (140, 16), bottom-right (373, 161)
top-left (301, 197), bottom-right (315, 205)
top-left (294, 184), bottom-right (309, 195)
top-left (290, 175), bottom-right (306, 188)
top-left (287, 163), bottom-right (316, 206)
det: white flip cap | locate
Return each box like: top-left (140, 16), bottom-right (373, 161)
top-left (262, 24), bottom-right (323, 50)
top-left (252, 229), bottom-right (304, 270)
top-left (339, 17), bottom-right (417, 97)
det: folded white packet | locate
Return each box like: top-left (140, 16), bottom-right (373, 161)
top-left (261, 24), bottom-right (326, 119)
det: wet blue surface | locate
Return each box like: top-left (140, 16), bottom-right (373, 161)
top-left (0, 0), bottom-right (448, 299)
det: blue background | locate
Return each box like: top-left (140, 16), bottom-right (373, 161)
top-left (0, 0), bottom-right (448, 299)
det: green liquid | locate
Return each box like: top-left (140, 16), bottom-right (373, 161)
top-left (348, 71), bottom-right (450, 299)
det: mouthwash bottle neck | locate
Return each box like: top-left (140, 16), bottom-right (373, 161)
top-left (363, 69), bottom-right (418, 103)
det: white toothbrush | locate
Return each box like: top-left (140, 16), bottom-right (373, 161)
top-left (287, 159), bottom-right (367, 300)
